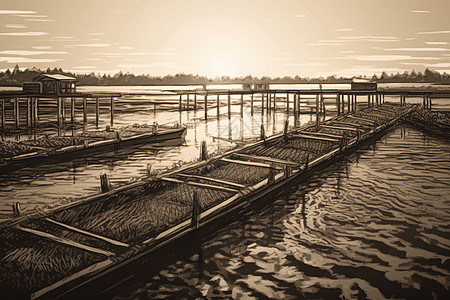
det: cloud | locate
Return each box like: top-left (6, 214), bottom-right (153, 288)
top-left (0, 56), bottom-right (61, 63)
top-left (0, 32), bottom-right (48, 36)
top-left (72, 66), bottom-right (97, 69)
top-left (117, 62), bottom-right (178, 68)
top-left (425, 63), bottom-right (450, 68)
top-left (383, 47), bottom-right (450, 51)
top-left (338, 36), bottom-right (399, 42)
top-left (87, 58), bottom-right (103, 61)
top-left (25, 19), bottom-right (55, 22)
top-left (333, 28), bottom-right (354, 32)
top-left (308, 43), bottom-right (344, 46)
top-left (417, 30), bottom-right (450, 35)
top-left (315, 55), bottom-right (441, 61)
top-left (285, 62), bottom-right (328, 67)
top-left (119, 46), bottom-right (134, 50)
top-left (340, 50), bottom-right (355, 53)
top-left (425, 42), bottom-right (448, 45)
top-left (5, 24), bottom-right (27, 29)
top-left (410, 10), bottom-right (431, 13)
top-left (88, 33), bottom-right (104, 36)
top-left (32, 46), bottom-right (52, 50)
top-left (94, 52), bottom-right (178, 56)
top-left (68, 43), bottom-right (111, 47)
top-left (0, 10), bottom-right (36, 15)
top-left (295, 15), bottom-right (306, 18)
top-left (0, 50), bottom-right (66, 55)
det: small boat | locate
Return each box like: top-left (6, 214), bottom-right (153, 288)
top-left (0, 124), bottom-right (187, 171)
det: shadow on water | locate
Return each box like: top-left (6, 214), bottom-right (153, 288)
top-left (68, 124), bottom-right (450, 300)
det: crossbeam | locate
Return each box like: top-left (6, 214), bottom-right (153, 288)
top-left (320, 124), bottom-right (361, 132)
top-left (344, 115), bottom-right (377, 124)
top-left (289, 133), bottom-right (340, 142)
top-left (45, 218), bottom-right (130, 247)
top-left (233, 153), bottom-right (301, 167)
top-left (221, 157), bottom-right (282, 169)
top-left (160, 177), bottom-right (239, 193)
top-left (16, 226), bottom-right (115, 257)
top-left (329, 121), bottom-right (372, 129)
top-left (176, 173), bottom-right (246, 188)
top-left (297, 130), bottom-right (343, 140)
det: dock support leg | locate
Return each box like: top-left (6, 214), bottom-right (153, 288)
top-left (1, 98), bottom-right (5, 129)
top-left (337, 93), bottom-right (340, 116)
top-left (70, 98), bottom-right (75, 123)
top-left (347, 95), bottom-right (350, 113)
top-left (14, 97), bottom-right (19, 128)
top-left (179, 94), bottom-right (182, 111)
top-left (315, 94), bottom-right (320, 131)
top-left (57, 97), bottom-right (61, 127)
top-left (110, 97), bottom-right (114, 127)
top-left (261, 93), bottom-right (264, 114)
top-left (27, 97), bottom-right (31, 127)
top-left (194, 94), bottom-right (197, 111)
top-left (216, 94), bottom-right (220, 118)
top-left (95, 97), bottom-right (99, 127)
top-left (286, 92), bottom-right (289, 114)
top-left (187, 94), bottom-right (190, 110)
top-left (34, 98), bottom-right (39, 126)
top-left (240, 93), bottom-right (244, 117)
top-left (82, 97), bottom-right (87, 124)
top-left (273, 92), bottom-right (276, 112)
top-left (227, 93), bottom-right (231, 119)
top-left (191, 191), bottom-right (199, 229)
top-left (250, 93), bottom-right (254, 116)
top-left (204, 93), bottom-right (208, 120)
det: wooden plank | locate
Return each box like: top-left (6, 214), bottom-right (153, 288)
top-left (16, 226), bottom-right (115, 257)
top-left (221, 157), bottom-right (282, 169)
top-left (45, 218), bottom-right (130, 247)
top-left (329, 121), bottom-right (372, 129)
top-left (177, 173), bottom-right (246, 188)
top-left (233, 153), bottom-right (301, 167)
top-left (160, 177), bottom-right (240, 193)
top-left (297, 130), bottom-right (343, 139)
top-left (320, 124), bottom-right (361, 132)
top-left (289, 133), bottom-right (340, 142)
top-left (344, 115), bottom-right (376, 124)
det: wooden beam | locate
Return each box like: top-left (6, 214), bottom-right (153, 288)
top-left (289, 133), bottom-right (340, 143)
top-left (344, 115), bottom-right (376, 124)
top-left (16, 226), bottom-right (115, 257)
top-left (320, 124), bottom-right (361, 132)
top-left (176, 173), bottom-right (246, 188)
top-left (329, 121), bottom-right (371, 129)
top-left (297, 130), bottom-right (343, 140)
top-left (1, 98), bottom-right (5, 129)
top-left (110, 96), bottom-right (114, 127)
top-left (95, 97), bottom-right (99, 127)
top-left (45, 218), bottom-right (130, 247)
top-left (160, 177), bottom-right (239, 193)
top-left (221, 157), bottom-right (282, 169)
top-left (233, 153), bottom-right (301, 167)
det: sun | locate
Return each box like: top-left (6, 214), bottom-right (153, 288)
top-left (208, 53), bottom-right (237, 78)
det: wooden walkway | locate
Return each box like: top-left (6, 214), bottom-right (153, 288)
top-left (0, 103), bottom-right (417, 299)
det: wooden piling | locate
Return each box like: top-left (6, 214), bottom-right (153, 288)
top-left (227, 92), bottom-right (231, 119)
top-left (34, 97), bottom-right (39, 126)
top-left (14, 97), bottom-right (19, 128)
top-left (187, 94), bottom-right (190, 110)
top-left (260, 124), bottom-right (266, 140)
top-left (95, 97), bottom-right (100, 127)
top-left (293, 94), bottom-right (297, 116)
top-left (283, 119), bottom-right (289, 136)
top-left (250, 93), bottom-right (254, 116)
top-left (273, 92), bottom-right (276, 112)
top-left (336, 93), bottom-right (340, 116)
top-left (1, 98), bottom-right (4, 129)
top-left (82, 97), bottom-right (87, 123)
top-left (240, 93), bottom-right (244, 116)
top-left (200, 140), bottom-right (208, 160)
top-left (179, 94), bottom-right (182, 111)
top-left (267, 164), bottom-right (275, 185)
top-left (367, 95), bottom-right (371, 107)
top-left (146, 163), bottom-right (152, 177)
top-left (27, 97), bottom-right (31, 127)
top-left (194, 94), bottom-right (197, 111)
top-left (216, 94), bottom-right (220, 118)
top-left (315, 94), bottom-right (320, 131)
top-left (12, 202), bottom-right (21, 217)
top-left (70, 98), bottom-right (75, 123)
top-left (204, 93), bottom-right (208, 120)
top-left (191, 191), bottom-right (200, 229)
top-left (261, 93), bottom-right (265, 114)
top-left (100, 173), bottom-right (112, 193)
top-left (286, 92), bottom-right (289, 114)
top-left (61, 97), bottom-right (66, 122)
top-left (284, 165), bottom-right (291, 179)
top-left (57, 97), bottom-right (61, 127)
top-left (110, 96), bottom-right (114, 127)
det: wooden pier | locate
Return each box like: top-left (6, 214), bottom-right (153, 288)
top-left (0, 102), bottom-right (417, 299)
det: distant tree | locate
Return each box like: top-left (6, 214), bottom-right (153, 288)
top-left (12, 64), bottom-right (20, 76)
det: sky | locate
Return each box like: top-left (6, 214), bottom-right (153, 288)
top-left (0, 0), bottom-right (449, 78)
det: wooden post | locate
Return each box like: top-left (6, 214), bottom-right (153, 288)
top-left (200, 140), bottom-right (208, 160)
top-left (191, 190), bottom-right (200, 229)
top-left (240, 93), bottom-right (244, 116)
top-left (347, 94), bottom-right (350, 113)
top-left (187, 94), bottom-right (190, 110)
top-left (422, 95), bottom-right (426, 108)
top-left (293, 93), bottom-right (297, 117)
top-left (336, 93), bottom-right (341, 116)
top-left (27, 97), bottom-right (31, 127)
top-left (57, 97), bottom-right (61, 127)
top-left (34, 97), bottom-right (39, 126)
top-left (315, 94), bottom-right (320, 131)
top-left (61, 97), bottom-right (65, 122)
top-left (266, 93), bottom-right (270, 114)
top-left (354, 95), bottom-right (357, 112)
top-left (216, 94), bottom-right (220, 118)
top-left (227, 92), bottom-right (231, 119)
top-left (1, 98), bottom-right (5, 129)
top-left (260, 124), bottom-right (266, 140)
top-left (95, 97), bottom-right (100, 127)
top-left (12, 202), bottom-right (21, 217)
top-left (286, 92), bottom-right (289, 114)
top-left (70, 98), bottom-right (75, 123)
top-left (367, 95), bottom-right (371, 107)
top-left (250, 93), bottom-right (254, 116)
top-left (283, 119), bottom-right (289, 136)
top-left (179, 94), bottom-right (182, 111)
top-left (14, 97), bottom-right (19, 128)
top-left (146, 163), bottom-right (152, 177)
top-left (429, 96), bottom-right (432, 110)
top-left (110, 97), bottom-right (114, 127)
top-left (273, 92), bottom-right (276, 112)
top-left (267, 164), bottom-right (275, 185)
top-left (204, 93), bottom-right (208, 120)
top-left (82, 97), bottom-right (87, 123)
top-left (284, 165), bottom-right (291, 179)
top-left (261, 93), bottom-right (265, 114)
top-left (100, 173), bottom-right (112, 193)
top-left (194, 94), bottom-right (197, 111)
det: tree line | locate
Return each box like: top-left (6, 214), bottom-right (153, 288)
top-left (0, 65), bottom-right (449, 86)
